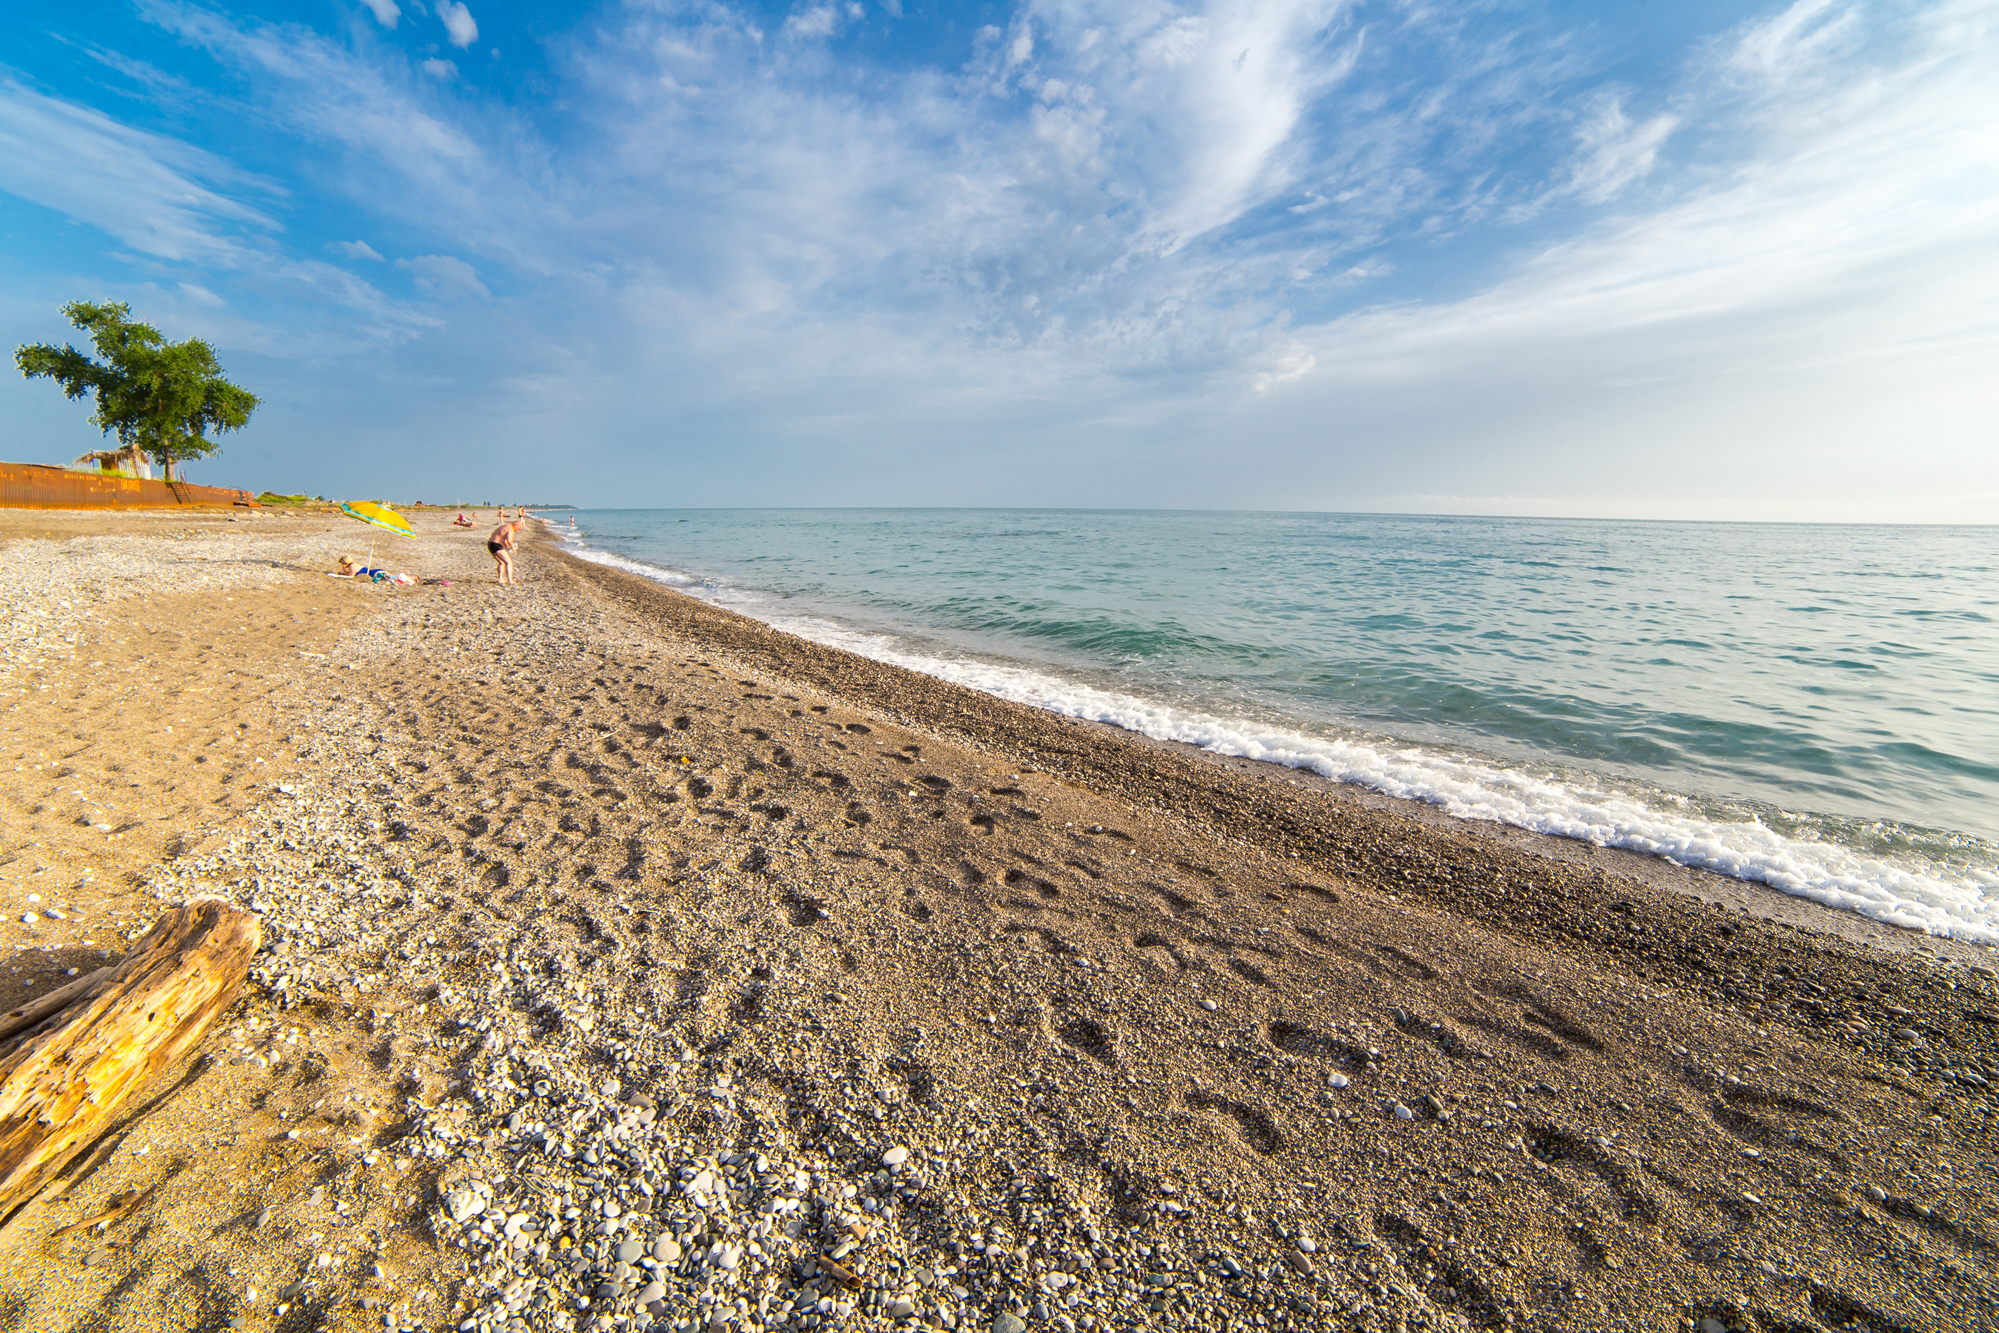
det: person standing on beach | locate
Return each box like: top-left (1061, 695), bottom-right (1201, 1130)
top-left (488, 518), bottom-right (521, 585)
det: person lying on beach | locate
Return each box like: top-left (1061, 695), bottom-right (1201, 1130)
top-left (488, 520), bottom-right (522, 585)
top-left (453, 512), bottom-right (474, 528)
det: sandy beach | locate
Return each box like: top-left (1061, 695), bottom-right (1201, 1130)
top-left (0, 508), bottom-right (1993, 1333)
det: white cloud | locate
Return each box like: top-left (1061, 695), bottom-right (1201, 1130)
top-left (177, 282), bottom-right (226, 306)
top-left (329, 238), bottom-right (385, 260)
top-left (421, 57), bottom-right (456, 78)
top-left (1252, 341), bottom-right (1314, 392)
top-left (436, 1), bottom-right (478, 49)
top-left (361, 0), bottom-right (400, 29)
top-left (1002, 0), bottom-right (1358, 250)
top-left (782, 6), bottom-right (839, 40)
top-left (397, 252), bottom-right (489, 298)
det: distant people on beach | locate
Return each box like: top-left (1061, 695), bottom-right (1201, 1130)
top-left (453, 511), bottom-right (474, 528)
top-left (488, 519), bottom-right (523, 585)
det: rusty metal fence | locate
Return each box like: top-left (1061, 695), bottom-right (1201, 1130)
top-left (0, 462), bottom-right (257, 509)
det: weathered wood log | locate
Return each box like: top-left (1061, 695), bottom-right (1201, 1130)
top-left (0, 900), bottom-right (259, 1212)
top-left (0, 966), bottom-right (118, 1051)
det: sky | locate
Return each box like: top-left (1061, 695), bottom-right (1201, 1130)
top-left (1, 0), bottom-right (1994, 519)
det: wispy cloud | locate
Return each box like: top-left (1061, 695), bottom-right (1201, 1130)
top-left (1565, 93), bottom-right (1677, 204)
top-left (0, 75), bottom-right (279, 266)
top-left (3, 0), bottom-right (1990, 515)
top-left (148, 2), bottom-right (560, 268)
top-left (396, 253), bottom-right (488, 298)
top-left (1237, 0), bottom-right (1999, 516)
top-left (360, 0), bottom-right (400, 31)
top-left (1296, 0), bottom-right (1999, 371)
top-left (0, 75), bottom-right (442, 355)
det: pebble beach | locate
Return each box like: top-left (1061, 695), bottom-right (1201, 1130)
top-left (0, 508), bottom-right (1994, 1333)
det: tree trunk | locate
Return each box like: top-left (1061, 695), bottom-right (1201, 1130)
top-left (0, 901), bottom-right (259, 1212)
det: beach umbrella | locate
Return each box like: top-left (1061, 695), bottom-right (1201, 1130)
top-left (339, 500), bottom-right (415, 575)
top-left (340, 500), bottom-right (415, 539)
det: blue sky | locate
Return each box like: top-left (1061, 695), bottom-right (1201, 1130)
top-left (2, 0), bottom-right (1993, 518)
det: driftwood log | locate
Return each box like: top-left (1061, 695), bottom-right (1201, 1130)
top-left (0, 900), bottom-right (259, 1212)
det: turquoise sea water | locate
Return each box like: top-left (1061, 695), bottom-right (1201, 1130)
top-left (560, 510), bottom-right (1999, 943)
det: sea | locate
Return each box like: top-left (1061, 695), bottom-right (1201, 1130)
top-left (556, 509), bottom-right (1999, 945)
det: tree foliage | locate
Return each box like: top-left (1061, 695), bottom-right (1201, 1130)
top-left (15, 302), bottom-right (260, 482)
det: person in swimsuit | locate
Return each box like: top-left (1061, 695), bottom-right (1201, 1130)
top-left (488, 519), bottom-right (521, 585)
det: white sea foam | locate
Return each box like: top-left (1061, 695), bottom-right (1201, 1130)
top-left (566, 544), bottom-right (700, 587)
top-left (568, 540), bottom-right (1999, 944)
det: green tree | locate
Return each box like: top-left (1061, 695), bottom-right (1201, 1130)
top-left (15, 301), bottom-right (260, 482)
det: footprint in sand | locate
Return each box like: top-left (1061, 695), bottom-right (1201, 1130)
top-left (1372, 1215), bottom-right (1506, 1331)
top-left (1372, 943), bottom-right (1440, 981)
top-left (1185, 1089), bottom-right (1282, 1154)
top-left (1003, 867), bottom-right (1060, 899)
top-left (1057, 1013), bottom-right (1117, 1065)
top-left (1265, 1020), bottom-right (1372, 1067)
top-left (1462, 1009), bottom-right (1571, 1063)
top-left (1520, 1121), bottom-right (1663, 1225)
top-left (1227, 958), bottom-right (1273, 987)
top-left (1285, 881), bottom-right (1341, 903)
top-left (1472, 980), bottom-right (1605, 1054)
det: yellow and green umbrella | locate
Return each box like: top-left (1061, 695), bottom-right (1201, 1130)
top-left (340, 500), bottom-right (415, 538)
